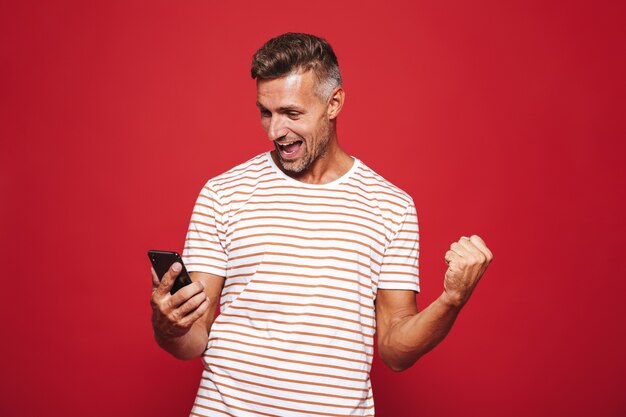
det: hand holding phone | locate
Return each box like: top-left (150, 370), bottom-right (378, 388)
top-left (148, 249), bottom-right (210, 343)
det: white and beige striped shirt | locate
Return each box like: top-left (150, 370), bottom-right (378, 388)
top-left (183, 152), bottom-right (419, 416)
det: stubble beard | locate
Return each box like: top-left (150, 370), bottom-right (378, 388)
top-left (278, 123), bottom-right (332, 174)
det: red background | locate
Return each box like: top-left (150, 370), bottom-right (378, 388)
top-left (2, 1), bottom-right (625, 416)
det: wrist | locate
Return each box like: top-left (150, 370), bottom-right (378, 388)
top-left (153, 326), bottom-right (189, 347)
top-left (155, 326), bottom-right (207, 360)
top-left (439, 290), bottom-right (467, 309)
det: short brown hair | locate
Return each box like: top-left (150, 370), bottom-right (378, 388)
top-left (251, 32), bottom-right (342, 99)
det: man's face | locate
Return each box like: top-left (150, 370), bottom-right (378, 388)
top-left (256, 70), bottom-right (333, 173)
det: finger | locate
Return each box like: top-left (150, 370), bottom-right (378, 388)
top-left (444, 250), bottom-right (455, 265)
top-left (457, 237), bottom-right (483, 258)
top-left (151, 267), bottom-right (160, 289)
top-left (154, 262), bottom-right (182, 297)
top-left (469, 235), bottom-right (493, 261)
top-left (169, 280), bottom-right (206, 308)
top-left (450, 241), bottom-right (471, 258)
top-left (179, 298), bottom-right (210, 328)
top-left (444, 250), bottom-right (459, 272)
top-left (177, 291), bottom-right (210, 317)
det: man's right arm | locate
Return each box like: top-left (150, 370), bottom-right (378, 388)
top-left (150, 264), bottom-right (225, 360)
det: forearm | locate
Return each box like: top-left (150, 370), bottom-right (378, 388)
top-left (379, 292), bottom-right (463, 371)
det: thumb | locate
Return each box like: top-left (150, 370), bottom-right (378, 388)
top-left (155, 262), bottom-right (181, 296)
top-left (151, 267), bottom-right (160, 289)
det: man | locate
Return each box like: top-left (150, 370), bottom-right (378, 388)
top-left (150, 33), bottom-right (493, 416)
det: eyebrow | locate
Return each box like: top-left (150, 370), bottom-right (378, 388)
top-left (255, 102), bottom-right (304, 112)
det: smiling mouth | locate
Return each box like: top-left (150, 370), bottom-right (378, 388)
top-left (276, 140), bottom-right (303, 157)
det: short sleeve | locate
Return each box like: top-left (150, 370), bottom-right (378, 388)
top-left (182, 183), bottom-right (228, 277)
top-left (377, 202), bottom-right (420, 292)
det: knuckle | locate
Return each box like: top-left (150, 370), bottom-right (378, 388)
top-left (150, 296), bottom-right (165, 311)
top-left (169, 293), bottom-right (182, 307)
top-left (184, 314), bottom-right (198, 327)
top-left (168, 310), bottom-right (180, 323)
top-left (177, 303), bottom-right (189, 316)
top-left (179, 315), bottom-right (194, 328)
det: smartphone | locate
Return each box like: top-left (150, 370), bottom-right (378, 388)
top-left (147, 250), bottom-right (193, 295)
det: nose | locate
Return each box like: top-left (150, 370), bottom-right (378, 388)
top-left (267, 115), bottom-right (288, 141)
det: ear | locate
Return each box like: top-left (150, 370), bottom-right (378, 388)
top-left (327, 87), bottom-right (345, 120)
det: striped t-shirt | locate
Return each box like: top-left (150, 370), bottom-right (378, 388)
top-left (183, 152), bottom-right (419, 417)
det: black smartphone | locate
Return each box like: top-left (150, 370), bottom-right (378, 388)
top-left (147, 250), bottom-right (193, 295)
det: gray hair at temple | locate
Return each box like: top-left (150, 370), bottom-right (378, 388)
top-left (251, 32), bottom-right (343, 101)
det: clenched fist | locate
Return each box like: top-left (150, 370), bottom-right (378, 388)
top-left (443, 235), bottom-right (493, 307)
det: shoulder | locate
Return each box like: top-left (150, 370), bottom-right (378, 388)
top-left (203, 152), bottom-right (273, 192)
top-left (350, 158), bottom-right (414, 209)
